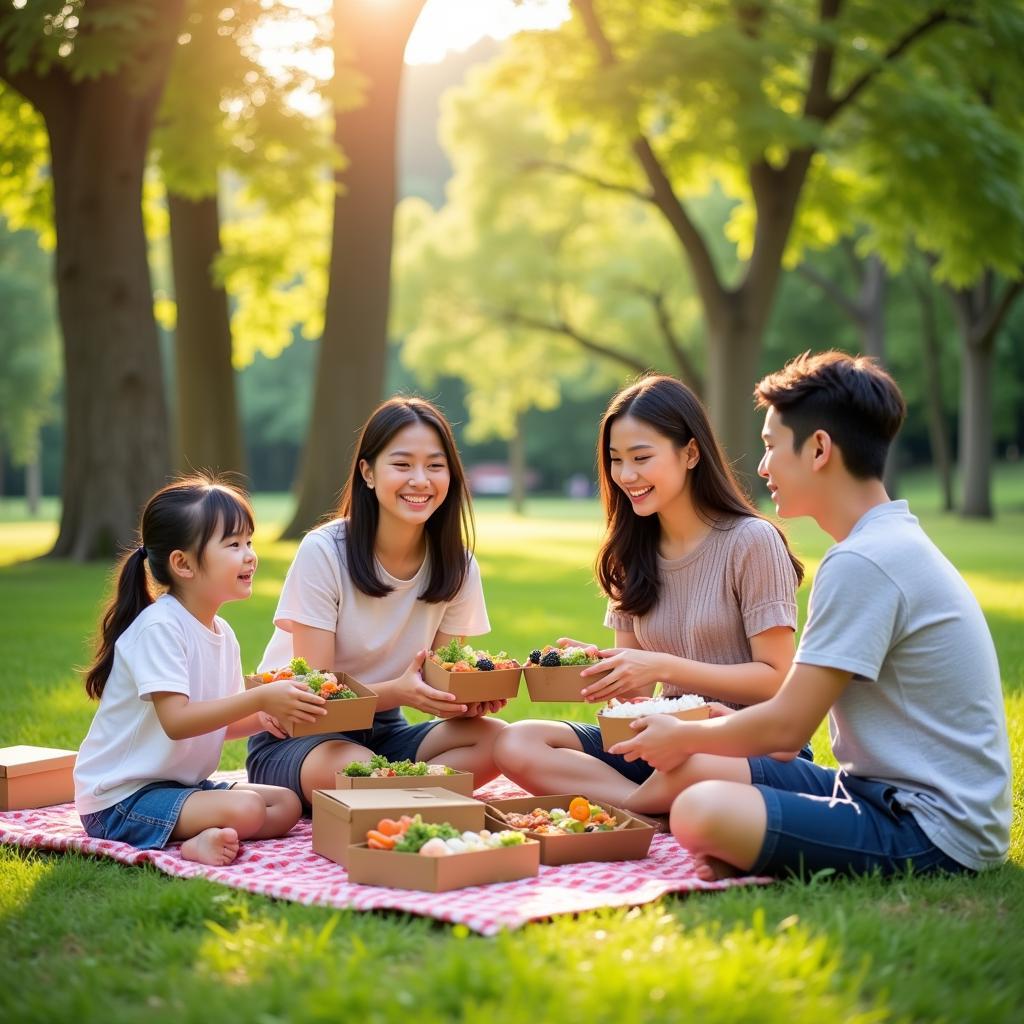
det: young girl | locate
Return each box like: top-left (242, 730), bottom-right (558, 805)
top-left (494, 375), bottom-right (805, 813)
top-left (74, 477), bottom-right (322, 866)
top-left (246, 397), bottom-right (506, 810)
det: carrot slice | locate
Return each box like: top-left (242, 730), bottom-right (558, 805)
top-left (366, 829), bottom-right (396, 850)
top-left (377, 818), bottom-right (402, 837)
top-left (569, 797), bottom-right (591, 822)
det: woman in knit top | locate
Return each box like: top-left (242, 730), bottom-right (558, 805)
top-left (494, 375), bottom-right (805, 814)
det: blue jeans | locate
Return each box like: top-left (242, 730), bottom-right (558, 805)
top-left (80, 779), bottom-right (232, 850)
top-left (566, 721), bottom-right (814, 786)
top-left (748, 756), bottom-right (970, 879)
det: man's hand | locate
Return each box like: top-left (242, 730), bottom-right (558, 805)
top-left (608, 714), bottom-right (690, 772)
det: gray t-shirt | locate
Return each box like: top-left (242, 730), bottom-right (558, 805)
top-left (794, 500), bottom-right (1011, 871)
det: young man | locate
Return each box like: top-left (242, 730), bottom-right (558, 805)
top-left (611, 351), bottom-right (1012, 880)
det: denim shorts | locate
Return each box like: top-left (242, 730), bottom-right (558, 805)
top-left (246, 708), bottom-right (442, 813)
top-left (748, 756), bottom-right (970, 879)
top-left (80, 778), bottom-right (233, 850)
top-left (566, 722), bottom-right (815, 786)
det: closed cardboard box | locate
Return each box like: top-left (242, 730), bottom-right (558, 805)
top-left (0, 745), bottom-right (77, 811)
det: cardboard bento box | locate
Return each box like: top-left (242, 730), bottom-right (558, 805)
top-left (346, 835), bottom-right (540, 892)
top-left (312, 787), bottom-right (484, 868)
top-left (522, 664), bottom-right (610, 703)
top-left (0, 745), bottom-right (77, 811)
top-left (244, 673), bottom-right (378, 738)
top-left (598, 704), bottom-right (711, 751)
top-left (421, 658), bottom-right (522, 703)
top-left (334, 767), bottom-right (475, 797)
top-left (484, 793), bottom-right (654, 865)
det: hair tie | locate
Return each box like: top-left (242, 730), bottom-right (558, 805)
top-left (138, 545), bottom-right (147, 558)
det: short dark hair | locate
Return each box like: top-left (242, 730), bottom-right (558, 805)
top-left (754, 351), bottom-right (906, 480)
top-left (336, 396), bottom-right (474, 603)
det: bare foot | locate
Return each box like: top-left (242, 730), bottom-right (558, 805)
top-left (180, 827), bottom-right (240, 866)
top-left (693, 853), bottom-right (741, 882)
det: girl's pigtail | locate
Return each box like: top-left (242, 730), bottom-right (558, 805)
top-left (84, 548), bottom-right (153, 699)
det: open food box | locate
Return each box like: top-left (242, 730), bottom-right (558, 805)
top-left (0, 745), bottom-right (77, 811)
top-left (244, 669), bottom-right (377, 738)
top-left (522, 644), bottom-right (609, 702)
top-left (421, 641), bottom-right (522, 703)
top-left (598, 702), bottom-right (711, 751)
top-left (346, 834), bottom-right (539, 892)
top-left (334, 758), bottom-right (475, 797)
top-left (484, 793), bottom-right (654, 865)
top-left (311, 787), bottom-right (483, 868)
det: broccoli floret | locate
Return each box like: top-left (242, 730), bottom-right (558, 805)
top-left (394, 816), bottom-right (461, 853)
top-left (434, 637), bottom-right (465, 663)
top-left (559, 647), bottom-right (599, 666)
top-left (343, 761), bottom-right (373, 777)
top-left (290, 656), bottom-right (311, 676)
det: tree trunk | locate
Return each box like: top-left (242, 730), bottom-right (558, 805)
top-left (43, 53), bottom-right (180, 559)
top-left (856, 256), bottom-right (899, 496)
top-left (0, 2), bottom-right (185, 558)
top-left (707, 319), bottom-right (763, 499)
top-left (912, 270), bottom-right (954, 512)
top-left (26, 448), bottom-right (41, 517)
top-left (509, 412), bottom-right (526, 516)
top-left (959, 336), bottom-right (995, 518)
top-left (283, 0), bottom-right (426, 538)
top-left (167, 191), bottom-right (245, 478)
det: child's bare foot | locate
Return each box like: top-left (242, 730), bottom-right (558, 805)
top-left (180, 827), bottom-right (240, 865)
top-left (692, 852), bottom-right (741, 882)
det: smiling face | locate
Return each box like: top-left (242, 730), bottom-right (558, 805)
top-left (758, 405), bottom-right (818, 519)
top-left (190, 519), bottom-right (258, 606)
top-left (608, 414), bottom-right (698, 518)
top-left (361, 420), bottom-right (451, 528)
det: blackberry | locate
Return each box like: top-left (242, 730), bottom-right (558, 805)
top-left (529, 649), bottom-right (542, 664)
top-left (475, 657), bottom-right (495, 671)
top-left (540, 650), bottom-right (562, 668)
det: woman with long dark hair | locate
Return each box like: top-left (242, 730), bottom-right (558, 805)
top-left (495, 375), bottom-right (804, 813)
top-left (246, 397), bottom-right (506, 810)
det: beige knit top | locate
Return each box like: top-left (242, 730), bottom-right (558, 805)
top-left (603, 515), bottom-right (799, 706)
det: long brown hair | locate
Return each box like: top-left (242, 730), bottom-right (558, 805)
top-left (596, 375), bottom-right (803, 617)
top-left (335, 397), bottom-right (474, 602)
top-left (84, 475), bottom-right (255, 699)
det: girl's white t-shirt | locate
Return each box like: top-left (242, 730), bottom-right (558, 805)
top-left (258, 520), bottom-right (490, 684)
top-left (74, 594), bottom-right (244, 815)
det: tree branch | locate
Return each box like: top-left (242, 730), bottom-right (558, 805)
top-left (802, 0), bottom-right (842, 121)
top-left (521, 158), bottom-right (654, 203)
top-left (976, 276), bottom-right (1024, 348)
top-left (822, 8), bottom-right (965, 123)
top-left (626, 283), bottom-right (705, 395)
top-left (796, 261), bottom-right (861, 324)
top-left (570, 0), bottom-right (730, 327)
top-left (496, 308), bottom-right (653, 376)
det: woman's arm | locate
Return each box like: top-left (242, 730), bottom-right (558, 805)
top-left (579, 626), bottom-right (795, 705)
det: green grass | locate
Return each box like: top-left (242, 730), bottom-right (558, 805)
top-left (2, 469), bottom-right (1023, 1023)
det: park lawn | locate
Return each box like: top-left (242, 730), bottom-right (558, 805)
top-left (1, 471), bottom-right (1022, 1023)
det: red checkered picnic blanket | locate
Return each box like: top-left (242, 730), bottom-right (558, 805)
top-left (0, 774), bottom-right (771, 934)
